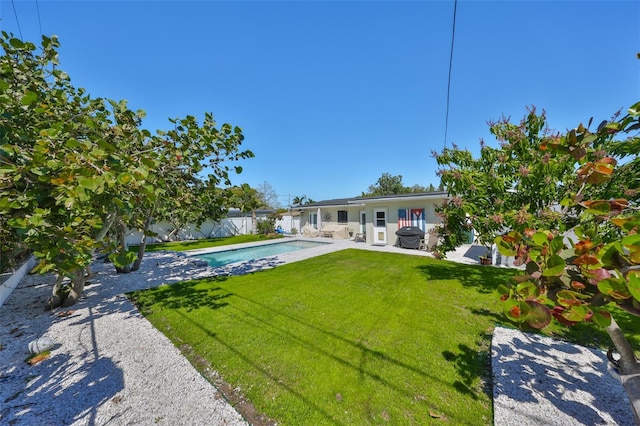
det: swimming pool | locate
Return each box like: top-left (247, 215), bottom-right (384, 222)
top-left (193, 240), bottom-right (328, 267)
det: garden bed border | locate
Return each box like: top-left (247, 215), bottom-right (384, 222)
top-left (0, 256), bottom-right (37, 309)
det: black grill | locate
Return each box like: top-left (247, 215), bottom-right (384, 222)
top-left (395, 226), bottom-right (425, 249)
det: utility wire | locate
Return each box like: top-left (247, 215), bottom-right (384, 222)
top-left (35, 0), bottom-right (44, 38)
top-left (10, 0), bottom-right (23, 39)
top-left (443, 0), bottom-right (458, 149)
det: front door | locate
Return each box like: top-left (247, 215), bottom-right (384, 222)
top-left (373, 209), bottom-right (387, 245)
top-left (359, 211), bottom-right (366, 234)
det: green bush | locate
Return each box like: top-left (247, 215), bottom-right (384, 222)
top-left (256, 218), bottom-right (275, 235)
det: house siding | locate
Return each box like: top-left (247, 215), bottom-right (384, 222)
top-left (298, 193), bottom-right (446, 246)
top-left (361, 199), bottom-right (441, 246)
top-left (299, 206), bottom-right (361, 237)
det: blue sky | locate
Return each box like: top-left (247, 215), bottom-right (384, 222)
top-left (1, 1), bottom-right (638, 206)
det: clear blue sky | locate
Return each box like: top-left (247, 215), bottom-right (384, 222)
top-left (1, 1), bottom-right (638, 206)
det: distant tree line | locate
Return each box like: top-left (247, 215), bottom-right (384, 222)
top-left (361, 173), bottom-right (443, 197)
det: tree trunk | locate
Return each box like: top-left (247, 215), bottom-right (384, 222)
top-left (131, 210), bottom-right (154, 272)
top-left (252, 210), bottom-right (257, 234)
top-left (114, 223), bottom-right (132, 273)
top-left (49, 268), bottom-right (87, 308)
top-left (606, 316), bottom-right (640, 424)
top-left (49, 274), bottom-right (66, 308)
top-left (61, 269), bottom-right (87, 307)
top-left (607, 316), bottom-right (640, 374)
top-left (95, 210), bottom-right (116, 243)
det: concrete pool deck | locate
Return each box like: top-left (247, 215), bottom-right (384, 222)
top-left (266, 235), bottom-right (488, 266)
top-left (183, 235), bottom-right (482, 277)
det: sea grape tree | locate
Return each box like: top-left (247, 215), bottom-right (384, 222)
top-left (0, 33), bottom-right (151, 306)
top-left (434, 107), bottom-right (581, 254)
top-left (110, 113), bottom-right (253, 272)
top-left (0, 32), bottom-right (253, 306)
top-left (491, 103), bottom-right (640, 350)
top-left (435, 101), bottom-right (640, 418)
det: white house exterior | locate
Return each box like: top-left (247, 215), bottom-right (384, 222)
top-left (297, 192), bottom-right (448, 246)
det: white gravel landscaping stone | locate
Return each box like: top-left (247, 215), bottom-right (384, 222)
top-left (492, 326), bottom-right (635, 426)
top-left (1, 252), bottom-right (247, 425)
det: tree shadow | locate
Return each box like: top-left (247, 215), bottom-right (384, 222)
top-left (127, 277), bottom-right (232, 313)
top-left (0, 307), bottom-right (124, 424)
top-left (442, 329), bottom-right (494, 401)
top-left (462, 245), bottom-right (491, 263)
top-left (492, 326), bottom-right (635, 425)
top-left (210, 256), bottom-right (285, 276)
top-left (550, 312), bottom-right (640, 351)
top-left (0, 250), bottom-right (232, 424)
top-left (415, 259), bottom-right (516, 294)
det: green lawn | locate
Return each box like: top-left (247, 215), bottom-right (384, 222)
top-left (128, 248), bottom-right (640, 425)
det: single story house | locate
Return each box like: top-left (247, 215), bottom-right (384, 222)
top-left (297, 192), bottom-right (450, 246)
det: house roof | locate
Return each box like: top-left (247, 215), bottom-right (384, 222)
top-left (295, 198), bottom-right (354, 209)
top-left (296, 191), bottom-right (448, 210)
top-left (226, 208), bottom-right (277, 217)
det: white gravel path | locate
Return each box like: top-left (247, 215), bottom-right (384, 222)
top-left (492, 326), bottom-right (635, 426)
top-left (1, 251), bottom-right (249, 425)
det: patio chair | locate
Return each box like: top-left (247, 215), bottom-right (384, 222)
top-left (419, 232), bottom-right (440, 251)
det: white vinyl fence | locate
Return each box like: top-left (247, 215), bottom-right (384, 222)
top-left (124, 215), bottom-right (301, 247)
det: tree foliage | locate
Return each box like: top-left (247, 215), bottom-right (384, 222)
top-left (434, 108), bottom-right (580, 252)
top-left (229, 183), bottom-right (266, 234)
top-left (362, 173), bottom-right (440, 197)
top-left (0, 32), bottom-right (252, 306)
top-left (292, 195), bottom-right (307, 207)
top-left (0, 33), bottom-right (148, 305)
top-left (291, 195), bottom-right (316, 206)
top-left (435, 102), bottom-right (640, 379)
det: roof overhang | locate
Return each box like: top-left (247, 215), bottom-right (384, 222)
top-left (296, 192), bottom-right (449, 210)
top-left (352, 192), bottom-right (448, 204)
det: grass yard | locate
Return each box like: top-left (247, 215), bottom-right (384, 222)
top-left (128, 248), bottom-right (640, 425)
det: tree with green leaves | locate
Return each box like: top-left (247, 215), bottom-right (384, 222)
top-left (107, 113), bottom-right (252, 273)
top-left (0, 33), bottom-right (155, 306)
top-left (292, 195), bottom-right (307, 207)
top-left (362, 173), bottom-right (406, 196)
top-left (229, 183), bottom-right (266, 234)
top-left (436, 102), bottom-right (640, 419)
top-left (362, 173), bottom-right (438, 197)
top-left (434, 107), bottom-right (580, 254)
top-left (0, 32), bottom-right (252, 306)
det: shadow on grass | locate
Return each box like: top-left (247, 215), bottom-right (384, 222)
top-left (442, 329), bottom-right (494, 402)
top-left (171, 308), bottom-right (341, 426)
top-left (415, 259), bottom-right (516, 294)
top-left (128, 276), bottom-right (232, 313)
top-left (546, 312), bottom-right (640, 351)
top-left (141, 283), bottom-right (470, 425)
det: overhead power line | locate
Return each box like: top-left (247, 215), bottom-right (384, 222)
top-left (10, 0), bottom-right (23, 39)
top-left (35, 0), bottom-right (43, 38)
top-left (443, 0), bottom-right (458, 149)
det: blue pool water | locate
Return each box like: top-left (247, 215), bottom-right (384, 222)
top-left (194, 240), bottom-right (327, 267)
